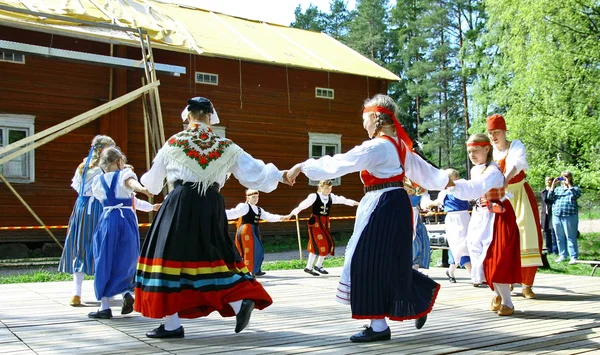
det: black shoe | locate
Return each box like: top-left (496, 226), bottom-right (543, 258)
top-left (146, 324), bottom-right (185, 338)
top-left (235, 299), bottom-right (255, 333)
top-left (255, 271), bottom-right (266, 277)
top-left (445, 270), bottom-right (456, 283)
top-left (304, 268), bottom-right (320, 276)
top-left (415, 315), bottom-right (428, 329)
top-left (350, 326), bottom-right (391, 343)
top-left (121, 293), bottom-right (134, 315)
top-left (314, 266), bottom-right (329, 275)
top-left (88, 309), bottom-right (113, 319)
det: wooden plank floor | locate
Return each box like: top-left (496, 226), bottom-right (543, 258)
top-left (1, 267), bottom-right (599, 355)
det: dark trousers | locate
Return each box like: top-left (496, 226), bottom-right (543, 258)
top-left (544, 227), bottom-right (558, 254)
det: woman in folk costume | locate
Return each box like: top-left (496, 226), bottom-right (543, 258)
top-left (404, 178), bottom-right (431, 271)
top-left (451, 133), bottom-right (522, 316)
top-left (286, 94), bottom-right (452, 342)
top-left (290, 179), bottom-right (359, 276)
top-left (136, 97), bottom-right (287, 339)
top-left (87, 147), bottom-right (152, 319)
top-left (226, 189), bottom-right (292, 277)
top-left (58, 135), bottom-right (115, 306)
top-left (426, 169), bottom-right (472, 283)
top-left (487, 114), bottom-right (543, 299)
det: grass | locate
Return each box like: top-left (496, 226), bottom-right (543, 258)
top-left (261, 257), bottom-right (345, 271)
top-left (0, 269), bottom-right (93, 284)
top-left (262, 232), bottom-right (351, 254)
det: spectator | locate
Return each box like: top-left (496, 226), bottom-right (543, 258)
top-left (540, 177), bottom-right (558, 255)
top-left (547, 171), bottom-right (581, 264)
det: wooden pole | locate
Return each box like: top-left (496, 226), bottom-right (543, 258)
top-left (0, 173), bottom-right (63, 250)
top-left (295, 215), bottom-right (303, 261)
top-left (141, 80), bottom-right (154, 221)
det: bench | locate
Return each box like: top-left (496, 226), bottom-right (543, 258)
top-left (573, 260), bottom-right (600, 276)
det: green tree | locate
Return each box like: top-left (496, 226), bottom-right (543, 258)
top-left (290, 4), bottom-right (326, 31)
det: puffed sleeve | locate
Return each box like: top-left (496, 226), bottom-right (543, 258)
top-left (229, 151), bottom-right (284, 193)
top-left (505, 140), bottom-right (529, 174)
top-left (134, 197), bottom-right (153, 212)
top-left (226, 203), bottom-right (250, 220)
top-left (141, 155), bottom-right (167, 195)
top-left (120, 168), bottom-right (138, 194)
top-left (404, 149), bottom-right (449, 191)
top-left (91, 175), bottom-right (105, 202)
top-left (330, 193), bottom-right (359, 206)
top-left (290, 194), bottom-right (318, 216)
top-left (451, 166), bottom-right (505, 201)
top-left (260, 209), bottom-right (285, 222)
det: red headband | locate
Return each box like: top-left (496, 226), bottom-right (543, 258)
top-left (363, 106), bottom-right (413, 150)
top-left (467, 141), bottom-right (491, 147)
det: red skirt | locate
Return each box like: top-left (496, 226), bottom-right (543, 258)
top-left (307, 214), bottom-right (335, 256)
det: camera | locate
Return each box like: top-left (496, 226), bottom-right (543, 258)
top-left (557, 177), bottom-right (565, 181)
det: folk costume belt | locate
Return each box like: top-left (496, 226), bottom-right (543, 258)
top-left (363, 181), bottom-right (403, 194)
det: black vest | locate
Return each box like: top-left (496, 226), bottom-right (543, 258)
top-left (241, 204), bottom-right (262, 225)
top-left (311, 193), bottom-right (332, 216)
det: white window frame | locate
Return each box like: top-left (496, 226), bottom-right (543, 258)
top-left (195, 71), bottom-right (219, 85)
top-left (0, 114), bottom-right (35, 183)
top-left (308, 132), bottom-right (341, 186)
top-left (0, 50), bottom-right (25, 64)
top-left (315, 87), bottom-right (334, 99)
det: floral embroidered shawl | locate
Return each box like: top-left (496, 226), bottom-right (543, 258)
top-left (156, 123), bottom-right (242, 194)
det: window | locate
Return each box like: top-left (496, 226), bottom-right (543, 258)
top-left (0, 50), bottom-right (25, 64)
top-left (0, 115), bottom-right (35, 183)
top-left (195, 71), bottom-right (218, 85)
top-left (308, 132), bottom-right (341, 186)
top-left (315, 87), bottom-right (334, 99)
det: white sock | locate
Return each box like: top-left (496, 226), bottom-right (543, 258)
top-left (73, 272), bottom-right (84, 296)
top-left (99, 297), bottom-right (110, 311)
top-left (370, 319), bottom-right (388, 332)
top-left (229, 300), bottom-right (242, 314)
top-left (315, 256), bottom-right (326, 268)
top-left (305, 253), bottom-right (317, 270)
top-left (448, 264), bottom-right (458, 277)
top-left (494, 283), bottom-right (513, 308)
top-left (164, 313), bottom-right (181, 331)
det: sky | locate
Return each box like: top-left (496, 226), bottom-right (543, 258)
top-left (165, 0), bottom-right (356, 26)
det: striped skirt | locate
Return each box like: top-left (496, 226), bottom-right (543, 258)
top-left (58, 195), bottom-right (103, 275)
top-left (135, 182), bottom-right (272, 319)
top-left (350, 188), bottom-right (440, 321)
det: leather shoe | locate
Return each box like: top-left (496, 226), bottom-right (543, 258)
top-left (121, 293), bottom-right (134, 315)
top-left (88, 309), bottom-right (112, 319)
top-left (314, 266), bottom-right (329, 275)
top-left (235, 299), bottom-right (255, 333)
top-left (304, 268), bottom-right (320, 276)
top-left (497, 305), bottom-right (514, 316)
top-left (350, 326), bottom-right (391, 343)
top-left (255, 271), bottom-right (266, 277)
top-left (445, 270), bottom-right (456, 283)
top-left (70, 295), bottom-right (82, 307)
top-left (490, 295), bottom-right (501, 312)
top-left (146, 324), bottom-right (185, 338)
top-left (415, 315), bottom-right (427, 329)
top-left (522, 287), bottom-right (536, 299)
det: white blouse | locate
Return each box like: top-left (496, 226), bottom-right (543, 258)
top-left (141, 150), bottom-right (283, 195)
top-left (92, 168), bottom-right (138, 202)
top-left (290, 193), bottom-right (359, 216)
top-left (225, 203), bottom-right (283, 222)
top-left (301, 137), bottom-right (448, 191)
top-left (71, 166), bottom-right (103, 196)
top-left (451, 163), bottom-right (505, 201)
top-left (493, 139), bottom-right (528, 174)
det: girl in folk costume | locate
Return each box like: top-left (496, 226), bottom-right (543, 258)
top-left (59, 135), bottom-right (115, 306)
top-left (226, 189), bottom-right (292, 277)
top-left (426, 169), bottom-right (472, 283)
top-left (290, 179), bottom-right (359, 276)
top-left (404, 178), bottom-right (431, 271)
top-left (487, 114), bottom-right (543, 299)
top-left (286, 94), bottom-right (452, 342)
top-left (451, 133), bottom-right (522, 316)
top-left (87, 147), bottom-right (153, 319)
top-left (136, 97), bottom-right (288, 339)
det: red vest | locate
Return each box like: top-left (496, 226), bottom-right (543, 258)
top-left (360, 135), bottom-right (407, 188)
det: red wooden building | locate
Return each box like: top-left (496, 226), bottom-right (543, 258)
top-left (0, 1), bottom-right (399, 244)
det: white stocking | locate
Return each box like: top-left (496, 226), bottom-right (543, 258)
top-left (305, 253), bottom-right (317, 269)
top-left (165, 313), bottom-right (181, 331)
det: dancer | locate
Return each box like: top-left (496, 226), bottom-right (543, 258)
top-left (87, 147), bottom-right (152, 319)
top-left (226, 189), bottom-right (292, 276)
top-left (290, 179), bottom-right (359, 276)
top-left (487, 114), bottom-right (543, 299)
top-left (286, 94), bottom-right (451, 342)
top-left (404, 179), bottom-right (431, 271)
top-left (136, 97), bottom-right (288, 338)
top-left (451, 133), bottom-right (522, 316)
top-left (426, 169), bottom-right (472, 282)
top-left (58, 135), bottom-right (115, 306)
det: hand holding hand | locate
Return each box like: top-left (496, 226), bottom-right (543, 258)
top-left (281, 171), bottom-right (294, 186)
top-left (141, 187), bottom-right (153, 199)
top-left (152, 203), bottom-right (162, 211)
top-left (353, 201), bottom-right (360, 207)
top-left (280, 214), bottom-right (293, 221)
top-left (286, 163), bottom-right (303, 185)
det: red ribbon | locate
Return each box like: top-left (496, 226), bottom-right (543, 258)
top-left (363, 106), bottom-right (413, 150)
top-left (467, 141), bottom-right (491, 147)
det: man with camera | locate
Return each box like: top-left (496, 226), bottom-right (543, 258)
top-left (547, 171), bottom-right (581, 264)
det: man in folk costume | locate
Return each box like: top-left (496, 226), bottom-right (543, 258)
top-left (136, 97), bottom-right (289, 338)
top-left (487, 114), bottom-right (543, 299)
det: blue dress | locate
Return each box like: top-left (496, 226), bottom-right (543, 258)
top-left (410, 195), bottom-right (431, 269)
top-left (93, 170), bottom-right (140, 299)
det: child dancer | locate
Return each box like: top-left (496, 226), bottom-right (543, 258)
top-left (87, 147), bottom-right (152, 319)
top-left (290, 180), bottom-right (359, 276)
top-left (451, 134), bottom-right (522, 316)
top-left (427, 169), bottom-right (472, 282)
top-left (404, 178), bottom-right (431, 271)
top-left (226, 189), bottom-right (291, 277)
